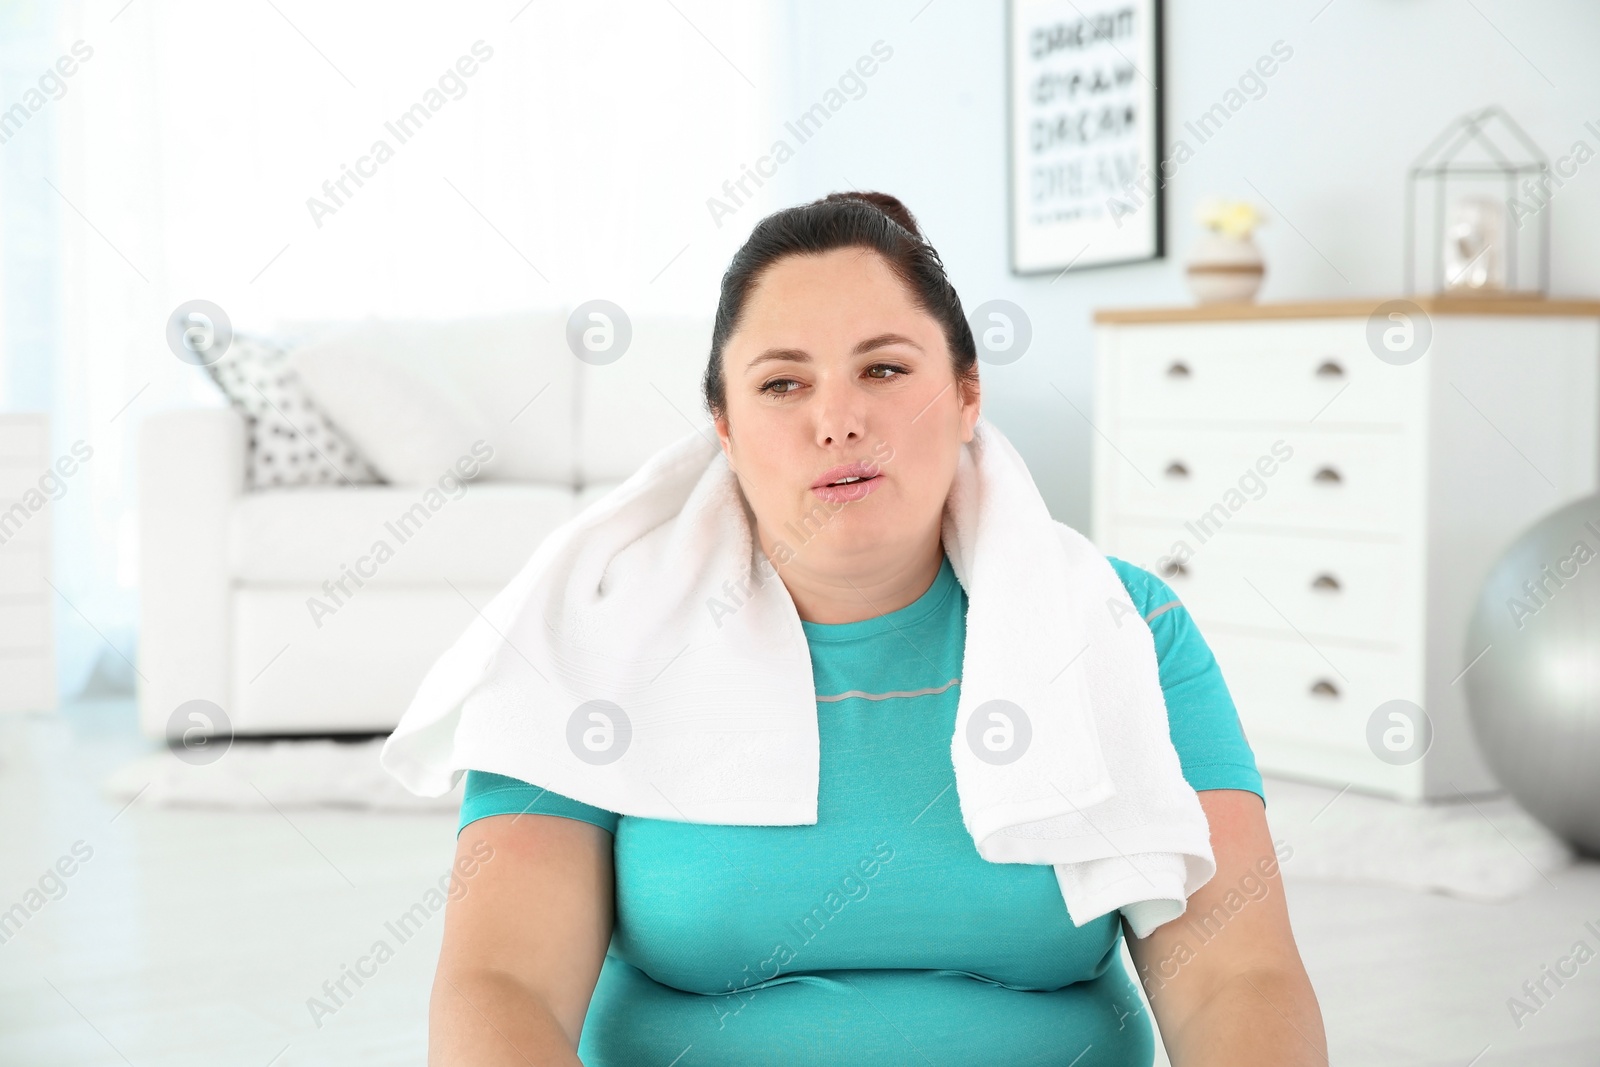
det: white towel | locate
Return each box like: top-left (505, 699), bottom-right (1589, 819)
top-left (379, 416), bottom-right (1215, 937)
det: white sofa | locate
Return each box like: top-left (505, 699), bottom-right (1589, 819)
top-left (136, 308), bottom-right (714, 739)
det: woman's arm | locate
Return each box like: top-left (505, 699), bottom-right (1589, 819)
top-left (430, 812), bottom-right (615, 1066)
top-left (1124, 788), bottom-right (1327, 1067)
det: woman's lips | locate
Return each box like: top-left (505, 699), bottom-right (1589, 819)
top-left (811, 473), bottom-right (882, 503)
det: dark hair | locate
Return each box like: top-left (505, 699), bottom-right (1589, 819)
top-left (701, 190), bottom-right (978, 423)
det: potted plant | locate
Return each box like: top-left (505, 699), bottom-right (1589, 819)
top-left (1186, 198), bottom-right (1268, 304)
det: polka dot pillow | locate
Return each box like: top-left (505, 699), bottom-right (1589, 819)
top-left (204, 333), bottom-right (384, 488)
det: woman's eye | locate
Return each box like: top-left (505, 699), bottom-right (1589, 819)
top-left (760, 364), bottom-right (907, 396)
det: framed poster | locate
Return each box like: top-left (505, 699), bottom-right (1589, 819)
top-left (1006, 0), bottom-right (1165, 275)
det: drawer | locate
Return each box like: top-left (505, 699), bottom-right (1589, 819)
top-left (1103, 427), bottom-right (1418, 536)
top-left (1104, 524), bottom-right (1417, 646)
top-left (1203, 628), bottom-right (1423, 760)
top-left (1108, 321), bottom-right (1426, 426)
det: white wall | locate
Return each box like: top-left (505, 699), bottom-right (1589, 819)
top-left (765, 0), bottom-right (1600, 529)
top-left (14, 0), bottom-right (780, 697)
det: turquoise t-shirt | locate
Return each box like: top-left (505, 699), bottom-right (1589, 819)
top-left (456, 553), bottom-right (1263, 1067)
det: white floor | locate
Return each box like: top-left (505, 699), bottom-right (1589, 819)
top-left (2, 698), bottom-right (1597, 1066)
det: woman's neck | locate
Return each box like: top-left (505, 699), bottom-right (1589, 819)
top-left (765, 525), bottom-right (946, 625)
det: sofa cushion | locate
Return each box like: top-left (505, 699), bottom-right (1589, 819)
top-left (231, 585), bottom-right (503, 733)
top-left (228, 482), bottom-right (575, 586)
top-left (396, 309), bottom-right (578, 484)
top-left (204, 333), bottom-right (384, 488)
top-left (285, 319), bottom-right (494, 486)
top-left (283, 310), bottom-right (577, 487)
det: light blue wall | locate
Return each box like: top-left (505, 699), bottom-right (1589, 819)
top-left (0, 1), bottom-right (120, 699)
top-left (1, 0), bottom-right (57, 413)
top-left (765, 0), bottom-right (1600, 529)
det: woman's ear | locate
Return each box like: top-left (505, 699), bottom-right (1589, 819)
top-left (714, 414), bottom-right (736, 472)
top-left (958, 379), bottom-right (982, 443)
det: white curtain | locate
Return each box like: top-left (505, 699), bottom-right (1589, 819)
top-left (14, 0), bottom-right (780, 699)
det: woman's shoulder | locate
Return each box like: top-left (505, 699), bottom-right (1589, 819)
top-left (1102, 554), bottom-right (1211, 669)
top-left (1102, 555), bottom-right (1266, 798)
top-left (1104, 555), bottom-right (1182, 621)
top-left (1102, 554), bottom-right (1202, 667)
top-left (458, 768), bottom-right (621, 837)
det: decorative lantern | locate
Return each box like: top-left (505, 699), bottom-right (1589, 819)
top-left (1404, 105), bottom-right (1549, 299)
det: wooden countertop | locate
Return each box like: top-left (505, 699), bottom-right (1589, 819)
top-left (1093, 296), bottom-right (1600, 323)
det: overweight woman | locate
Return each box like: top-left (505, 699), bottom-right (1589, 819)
top-left (427, 192), bottom-right (1327, 1066)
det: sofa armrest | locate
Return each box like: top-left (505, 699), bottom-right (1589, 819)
top-left (136, 407), bottom-right (246, 740)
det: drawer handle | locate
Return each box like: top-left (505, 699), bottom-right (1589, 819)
top-left (1311, 573), bottom-right (1341, 592)
top-left (1165, 361), bottom-right (1191, 378)
top-left (1312, 466), bottom-right (1343, 484)
top-left (1164, 461), bottom-right (1190, 479)
top-left (1309, 679), bottom-right (1341, 699)
top-left (1159, 559), bottom-right (1188, 579)
top-left (1315, 359), bottom-right (1345, 379)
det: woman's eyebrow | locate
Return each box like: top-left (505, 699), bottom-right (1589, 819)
top-left (745, 332), bottom-right (924, 372)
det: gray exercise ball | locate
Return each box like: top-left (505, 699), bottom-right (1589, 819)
top-left (1464, 492), bottom-right (1600, 858)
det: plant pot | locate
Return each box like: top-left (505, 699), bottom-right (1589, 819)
top-left (1185, 232), bottom-right (1265, 304)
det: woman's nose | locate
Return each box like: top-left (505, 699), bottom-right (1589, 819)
top-left (811, 373), bottom-right (869, 445)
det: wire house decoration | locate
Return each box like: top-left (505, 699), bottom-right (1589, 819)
top-left (1404, 105), bottom-right (1550, 299)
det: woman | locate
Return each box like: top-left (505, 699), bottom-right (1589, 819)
top-left (428, 192), bottom-right (1326, 1065)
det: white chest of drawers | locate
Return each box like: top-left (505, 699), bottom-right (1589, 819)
top-left (1091, 298), bottom-right (1600, 801)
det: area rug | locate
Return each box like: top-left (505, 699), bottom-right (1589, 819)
top-left (101, 736), bottom-right (463, 813)
top-left (1260, 774), bottom-right (1576, 903)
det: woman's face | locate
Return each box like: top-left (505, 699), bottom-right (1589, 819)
top-left (713, 246), bottom-right (980, 576)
